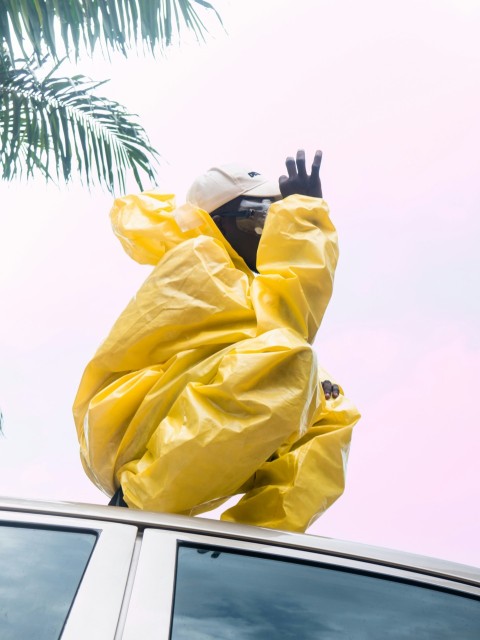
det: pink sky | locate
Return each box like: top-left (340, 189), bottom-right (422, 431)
top-left (0, 0), bottom-right (479, 566)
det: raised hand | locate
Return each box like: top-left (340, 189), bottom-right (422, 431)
top-left (279, 149), bottom-right (322, 198)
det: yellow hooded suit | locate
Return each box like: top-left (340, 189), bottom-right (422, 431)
top-left (73, 192), bottom-right (360, 532)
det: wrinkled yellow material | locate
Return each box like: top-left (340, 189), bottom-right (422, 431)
top-left (73, 192), bottom-right (360, 532)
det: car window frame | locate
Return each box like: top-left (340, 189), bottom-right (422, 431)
top-left (122, 528), bottom-right (480, 640)
top-left (0, 509), bottom-right (138, 640)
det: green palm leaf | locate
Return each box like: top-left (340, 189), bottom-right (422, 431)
top-left (0, 51), bottom-right (158, 193)
top-left (0, 0), bottom-right (221, 61)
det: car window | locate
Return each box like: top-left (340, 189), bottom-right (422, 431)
top-left (170, 544), bottom-right (480, 640)
top-left (0, 524), bottom-right (97, 640)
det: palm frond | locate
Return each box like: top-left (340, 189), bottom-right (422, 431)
top-left (0, 53), bottom-right (159, 193)
top-left (0, 0), bottom-right (222, 61)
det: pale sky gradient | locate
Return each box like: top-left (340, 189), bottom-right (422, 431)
top-left (1, 0), bottom-right (479, 566)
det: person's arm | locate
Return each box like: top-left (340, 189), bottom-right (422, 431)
top-left (253, 150), bottom-right (338, 342)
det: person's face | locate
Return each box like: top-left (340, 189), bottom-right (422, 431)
top-left (211, 196), bottom-right (280, 271)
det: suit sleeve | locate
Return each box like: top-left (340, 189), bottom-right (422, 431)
top-left (253, 195), bottom-right (339, 342)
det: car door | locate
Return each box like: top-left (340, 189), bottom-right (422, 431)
top-left (122, 529), bottom-right (480, 640)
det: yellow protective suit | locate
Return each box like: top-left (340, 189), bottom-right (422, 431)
top-left (73, 192), bottom-right (360, 532)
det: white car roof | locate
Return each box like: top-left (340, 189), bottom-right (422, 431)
top-left (1, 495), bottom-right (478, 588)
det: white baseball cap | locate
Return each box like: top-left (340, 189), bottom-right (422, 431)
top-left (186, 163), bottom-right (281, 214)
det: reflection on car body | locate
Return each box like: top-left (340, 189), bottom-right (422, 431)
top-left (0, 497), bottom-right (479, 639)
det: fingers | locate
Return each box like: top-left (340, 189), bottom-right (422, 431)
top-left (322, 380), bottom-right (332, 399)
top-left (283, 149), bottom-right (323, 198)
top-left (322, 380), bottom-right (340, 400)
top-left (296, 149), bottom-right (307, 178)
top-left (311, 149), bottom-right (322, 177)
top-left (285, 156), bottom-right (297, 178)
top-left (310, 149), bottom-right (323, 198)
top-left (286, 149), bottom-right (321, 178)
top-left (279, 175), bottom-right (290, 197)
